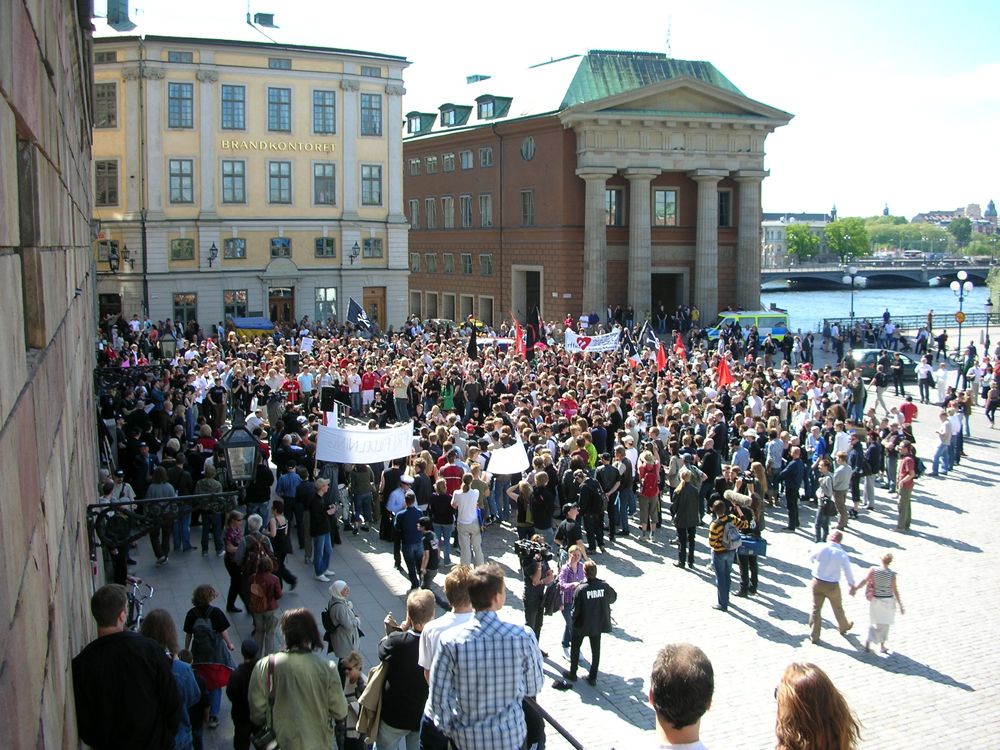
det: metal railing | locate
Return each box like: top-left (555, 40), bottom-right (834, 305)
top-left (822, 312), bottom-right (994, 332)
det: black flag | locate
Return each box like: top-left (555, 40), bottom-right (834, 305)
top-left (525, 306), bottom-right (540, 361)
top-left (347, 298), bottom-right (371, 331)
top-left (467, 323), bottom-right (478, 360)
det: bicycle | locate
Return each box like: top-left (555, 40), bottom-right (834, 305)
top-left (125, 575), bottom-right (154, 631)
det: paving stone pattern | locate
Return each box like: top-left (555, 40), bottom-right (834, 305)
top-left (133, 386), bottom-right (1000, 749)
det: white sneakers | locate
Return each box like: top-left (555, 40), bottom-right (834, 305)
top-left (315, 574), bottom-right (330, 582)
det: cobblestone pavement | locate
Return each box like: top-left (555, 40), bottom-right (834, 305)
top-left (132, 386), bottom-right (1000, 749)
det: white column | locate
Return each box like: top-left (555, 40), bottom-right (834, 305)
top-left (577, 168), bottom-right (616, 317)
top-left (734, 170), bottom-right (766, 311)
top-left (144, 67), bottom-right (165, 218)
top-left (624, 167), bottom-right (660, 319)
top-left (121, 67), bottom-right (142, 218)
top-left (385, 83), bottom-right (407, 223)
top-left (689, 169), bottom-right (727, 320)
top-left (196, 70), bottom-right (219, 219)
top-left (340, 79), bottom-right (360, 220)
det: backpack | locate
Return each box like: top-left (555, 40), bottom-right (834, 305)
top-left (241, 533), bottom-right (276, 577)
top-left (321, 601), bottom-right (340, 654)
top-left (722, 520), bottom-right (742, 551)
top-left (913, 456), bottom-right (925, 478)
top-left (248, 575), bottom-right (268, 615)
top-left (640, 465), bottom-right (659, 497)
top-left (190, 611), bottom-right (218, 664)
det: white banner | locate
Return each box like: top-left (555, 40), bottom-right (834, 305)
top-left (564, 329), bottom-right (621, 353)
top-left (300, 337), bottom-right (315, 353)
top-left (486, 438), bottom-right (530, 475)
top-left (316, 421), bottom-right (414, 463)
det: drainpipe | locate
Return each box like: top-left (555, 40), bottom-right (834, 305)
top-left (491, 123), bottom-right (504, 322)
top-left (138, 37), bottom-right (150, 316)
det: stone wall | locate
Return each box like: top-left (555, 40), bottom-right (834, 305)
top-left (0, 0), bottom-right (98, 746)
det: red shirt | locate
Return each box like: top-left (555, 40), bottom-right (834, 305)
top-left (441, 464), bottom-right (463, 496)
top-left (897, 455), bottom-right (916, 489)
top-left (361, 372), bottom-right (376, 391)
top-left (899, 401), bottom-right (918, 424)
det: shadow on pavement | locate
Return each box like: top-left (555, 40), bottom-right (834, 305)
top-left (817, 640), bottom-right (975, 692)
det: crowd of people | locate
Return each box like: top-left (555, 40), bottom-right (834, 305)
top-left (83, 305), bottom-right (990, 749)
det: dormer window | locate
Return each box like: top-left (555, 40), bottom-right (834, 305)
top-left (478, 99), bottom-right (494, 120)
top-left (407, 114), bottom-right (423, 134)
top-left (441, 109), bottom-right (457, 126)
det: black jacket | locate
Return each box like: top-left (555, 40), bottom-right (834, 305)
top-left (378, 630), bottom-right (426, 730)
top-left (571, 579), bottom-right (617, 636)
top-left (577, 478), bottom-right (604, 515)
top-left (72, 631), bottom-right (181, 750)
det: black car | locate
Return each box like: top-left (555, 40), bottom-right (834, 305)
top-left (850, 349), bottom-right (920, 383)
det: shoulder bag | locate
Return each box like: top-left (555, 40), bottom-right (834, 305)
top-left (251, 654), bottom-right (280, 750)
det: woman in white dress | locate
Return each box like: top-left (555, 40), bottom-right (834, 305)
top-left (852, 551), bottom-right (905, 653)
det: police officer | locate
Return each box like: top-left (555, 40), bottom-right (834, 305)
top-left (560, 560), bottom-right (617, 688)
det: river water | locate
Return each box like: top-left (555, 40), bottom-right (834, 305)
top-left (760, 285), bottom-right (992, 333)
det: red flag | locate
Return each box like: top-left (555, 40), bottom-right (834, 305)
top-left (717, 356), bottom-right (734, 387)
top-left (514, 320), bottom-right (525, 356)
top-left (656, 341), bottom-right (667, 372)
top-left (673, 332), bottom-right (687, 361)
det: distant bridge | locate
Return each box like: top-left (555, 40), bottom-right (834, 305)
top-left (761, 258), bottom-right (996, 286)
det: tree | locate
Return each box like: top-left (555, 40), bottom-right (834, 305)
top-left (948, 217), bottom-right (972, 248)
top-left (786, 223), bottom-right (820, 262)
top-left (824, 217), bottom-right (870, 263)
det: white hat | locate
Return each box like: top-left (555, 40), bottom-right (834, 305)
top-left (400, 474), bottom-right (415, 485)
top-left (743, 428), bottom-right (758, 439)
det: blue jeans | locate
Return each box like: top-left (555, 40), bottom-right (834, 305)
top-left (814, 508), bottom-right (830, 543)
top-left (949, 435), bottom-right (960, 467)
top-left (491, 478), bottom-right (511, 520)
top-left (932, 442), bottom-right (951, 475)
top-left (376, 722), bottom-right (419, 750)
top-left (172, 511), bottom-right (192, 551)
top-left (208, 687), bottom-right (222, 718)
top-left (352, 492), bottom-right (373, 524)
top-left (615, 492), bottom-right (630, 535)
top-left (711, 549), bottom-right (736, 610)
top-left (403, 541), bottom-right (423, 588)
top-left (535, 526), bottom-right (555, 547)
top-left (349, 391), bottom-right (362, 416)
top-left (433, 523), bottom-right (453, 565)
top-left (200, 512), bottom-right (223, 553)
top-left (249, 502), bottom-right (270, 528)
top-left (619, 486), bottom-right (637, 517)
top-left (560, 604), bottom-right (573, 648)
top-left (394, 397), bottom-right (409, 422)
top-left (312, 533), bottom-right (332, 576)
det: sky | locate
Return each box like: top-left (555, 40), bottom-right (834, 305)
top-left (99, 0), bottom-right (1000, 220)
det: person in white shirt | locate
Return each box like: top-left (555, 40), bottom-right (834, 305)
top-left (451, 474), bottom-right (484, 566)
top-left (644, 643), bottom-right (714, 750)
top-left (807, 530), bottom-right (857, 644)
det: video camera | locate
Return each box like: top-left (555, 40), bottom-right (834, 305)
top-left (514, 538), bottom-right (554, 563)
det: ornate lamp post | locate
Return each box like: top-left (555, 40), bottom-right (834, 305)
top-left (108, 244), bottom-right (120, 274)
top-left (986, 297), bottom-right (994, 354)
top-left (950, 270), bottom-right (974, 355)
top-left (842, 264), bottom-right (860, 320)
top-left (159, 331), bottom-right (177, 361)
top-left (218, 418), bottom-right (261, 509)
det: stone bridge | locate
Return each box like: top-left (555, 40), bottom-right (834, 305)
top-left (762, 259), bottom-right (995, 286)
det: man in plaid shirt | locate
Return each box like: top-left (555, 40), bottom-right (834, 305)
top-left (428, 563), bottom-right (545, 750)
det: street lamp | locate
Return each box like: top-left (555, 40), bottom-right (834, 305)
top-left (842, 264), bottom-right (860, 320)
top-left (218, 418), bottom-right (261, 506)
top-left (159, 331), bottom-right (177, 361)
top-left (122, 244), bottom-right (134, 271)
top-left (949, 270), bottom-right (974, 355)
top-left (986, 297), bottom-right (994, 353)
top-left (349, 241), bottom-right (361, 264)
top-left (208, 242), bottom-right (219, 268)
top-left (108, 244), bottom-right (120, 274)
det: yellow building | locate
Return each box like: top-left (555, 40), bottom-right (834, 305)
top-left (92, 21), bottom-right (410, 330)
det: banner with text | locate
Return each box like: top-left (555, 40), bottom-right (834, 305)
top-left (316, 421), bottom-right (414, 464)
top-left (564, 329), bottom-right (622, 354)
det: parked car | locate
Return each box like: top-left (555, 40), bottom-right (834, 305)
top-left (849, 349), bottom-right (920, 383)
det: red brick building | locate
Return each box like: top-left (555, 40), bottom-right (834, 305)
top-left (403, 50), bottom-right (791, 327)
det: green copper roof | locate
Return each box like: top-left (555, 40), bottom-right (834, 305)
top-left (560, 50), bottom-right (743, 109)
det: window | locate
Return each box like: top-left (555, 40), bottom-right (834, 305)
top-left (441, 109), bottom-right (456, 126)
top-left (94, 50), bottom-right (117, 64)
top-left (312, 90), bottom-right (336, 134)
top-left (315, 238), bottom-right (336, 258)
top-left (313, 163), bottom-right (336, 205)
top-left (425, 253), bottom-right (437, 273)
top-left (95, 160), bottom-right (118, 206)
top-left (605, 188), bottom-right (625, 226)
top-left (173, 292), bottom-right (197, 325)
top-left (221, 160), bottom-right (246, 204)
top-left (443, 253), bottom-right (455, 274)
top-left (360, 93), bottom-right (382, 136)
top-left (170, 238), bottom-right (194, 260)
top-left (223, 289), bottom-right (248, 318)
top-left (442, 153), bottom-right (455, 172)
top-left (718, 190), bottom-right (732, 228)
top-left (442, 196), bottom-right (454, 229)
top-left (362, 238), bottom-right (383, 258)
top-left (520, 136), bottom-right (535, 161)
top-left (315, 287), bottom-right (338, 322)
top-left (96, 239), bottom-right (118, 261)
top-left (425, 156), bottom-right (438, 174)
top-left (223, 238), bottom-right (246, 259)
top-left (361, 65), bottom-right (381, 77)
top-left (361, 164), bottom-right (382, 205)
top-left (410, 252), bottom-right (421, 272)
top-left (406, 115), bottom-right (423, 134)
top-left (425, 198), bottom-right (437, 229)
top-left (267, 87), bottom-right (291, 132)
top-left (221, 85), bottom-right (246, 129)
top-left (408, 199), bottom-right (419, 229)
top-left (460, 150), bottom-right (473, 170)
top-left (653, 189), bottom-right (678, 226)
top-left (167, 82), bottom-right (193, 128)
top-left (94, 83), bottom-right (117, 128)
top-left (167, 50), bottom-right (193, 63)
top-left (168, 159), bottom-right (194, 203)
top-left (268, 57), bottom-right (291, 70)
top-left (460, 195), bottom-right (473, 228)
top-left (270, 237), bottom-right (291, 258)
top-left (408, 158), bottom-right (421, 176)
top-left (461, 253), bottom-right (473, 275)
top-left (479, 194), bottom-right (493, 228)
top-left (478, 100), bottom-right (494, 119)
top-left (479, 297), bottom-right (494, 326)
top-left (520, 189), bottom-right (535, 226)
top-left (480, 147), bottom-right (494, 167)
top-left (268, 161), bottom-right (292, 204)
top-left (480, 253), bottom-right (493, 276)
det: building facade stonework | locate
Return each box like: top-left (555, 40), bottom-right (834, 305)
top-left (1, 0), bottom-right (99, 746)
top-left (403, 51), bottom-right (791, 325)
